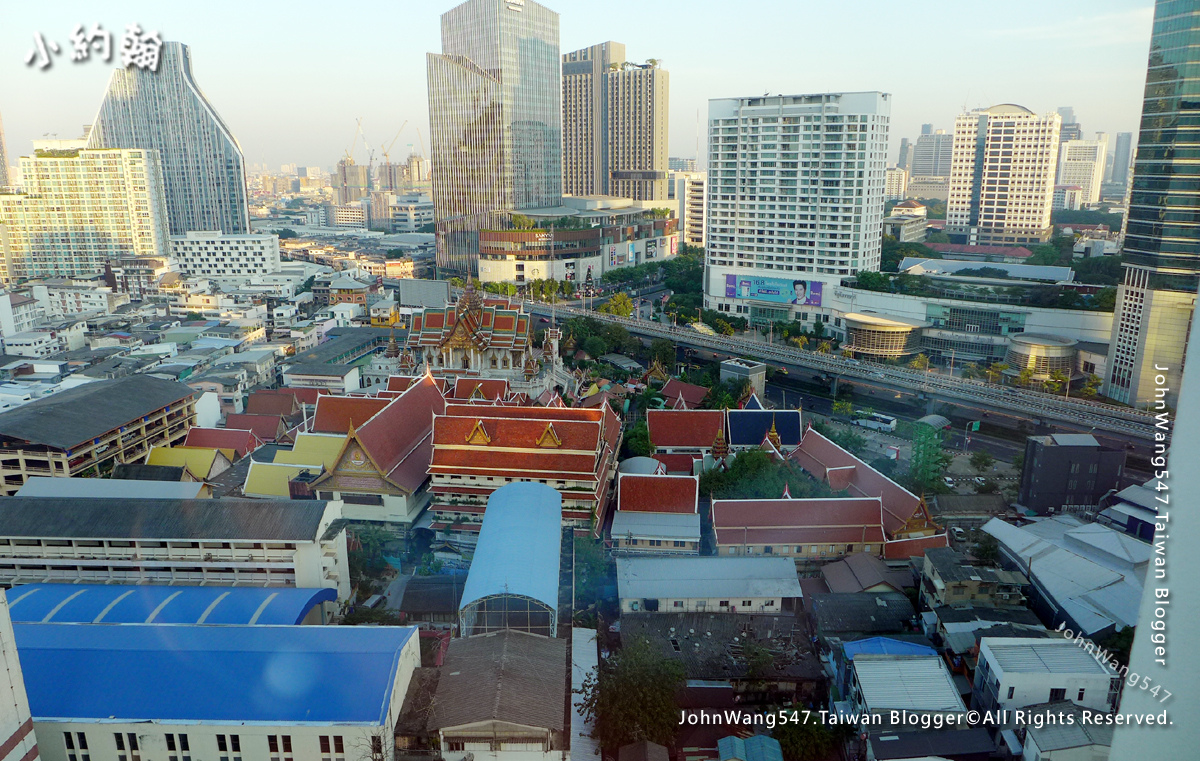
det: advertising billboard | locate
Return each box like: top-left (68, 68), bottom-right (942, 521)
top-left (670, 237), bottom-right (678, 255)
top-left (609, 245), bottom-right (617, 267)
top-left (646, 239), bottom-right (658, 259)
top-left (724, 274), bottom-right (823, 306)
top-left (628, 242), bottom-right (636, 264)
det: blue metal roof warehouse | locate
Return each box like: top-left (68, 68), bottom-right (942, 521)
top-left (13, 623), bottom-right (418, 725)
top-left (458, 482), bottom-right (562, 637)
top-left (6, 584), bottom-right (337, 625)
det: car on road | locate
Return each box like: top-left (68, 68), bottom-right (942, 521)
top-left (539, 317), bottom-right (550, 323)
top-left (777, 367), bottom-right (789, 375)
top-left (973, 477), bottom-right (986, 485)
top-left (951, 527), bottom-right (967, 542)
top-left (943, 477), bottom-right (955, 487)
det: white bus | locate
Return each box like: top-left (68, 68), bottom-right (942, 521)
top-left (853, 412), bottom-right (898, 432)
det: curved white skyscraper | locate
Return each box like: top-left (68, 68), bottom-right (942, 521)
top-left (87, 41), bottom-right (249, 235)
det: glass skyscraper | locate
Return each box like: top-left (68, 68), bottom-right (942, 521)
top-left (427, 0), bottom-right (562, 275)
top-left (87, 42), bottom-right (250, 236)
top-left (1106, 0), bottom-right (1200, 406)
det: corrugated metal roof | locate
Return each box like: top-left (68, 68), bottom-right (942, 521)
top-left (8, 584), bottom-right (335, 625)
top-left (981, 638), bottom-right (1117, 676)
top-left (0, 375), bottom-right (195, 449)
top-left (718, 735), bottom-right (783, 761)
top-left (571, 628), bottom-right (600, 760)
top-left (616, 556), bottom-right (803, 600)
top-left (14, 622), bottom-right (415, 724)
top-left (429, 630), bottom-right (566, 731)
top-left (458, 483), bottom-right (562, 615)
top-left (611, 511), bottom-right (701, 541)
top-left (15, 476), bottom-right (206, 500)
top-left (0, 497), bottom-right (331, 541)
top-left (853, 655), bottom-right (966, 713)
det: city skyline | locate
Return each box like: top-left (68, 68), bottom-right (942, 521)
top-left (1, 0), bottom-right (1155, 172)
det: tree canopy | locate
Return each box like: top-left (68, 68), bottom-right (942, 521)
top-left (576, 637), bottom-right (685, 749)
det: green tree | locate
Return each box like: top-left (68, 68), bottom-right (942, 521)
top-left (275, 228), bottom-right (298, 239)
top-left (511, 213), bottom-right (536, 230)
top-left (297, 275), bottom-right (316, 294)
top-left (598, 292), bottom-right (635, 318)
top-left (1077, 374), bottom-right (1102, 399)
top-left (622, 421), bottom-right (652, 458)
top-left (832, 400), bottom-right (853, 417)
top-left (926, 231), bottom-right (950, 243)
top-left (184, 311), bottom-right (205, 322)
top-left (561, 279), bottom-right (576, 299)
top-left (342, 607), bottom-right (403, 626)
top-left (984, 362), bottom-right (1009, 383)
top-left (975, 479), bottom-right (1000, 494)
top-left (649, 339), bottom-right (676, 368)
top-left (909, 353), bottom-right (931, 371)
top-left (974, 533), bottom-right (1000, 563)
top-left (581, 335), bottom-right (607, 358)
top-left (574, 537), bottom-right (612, 610)
top-left (1016, 367), bottom-right (1035, 387)
top-left (576, 637), bottom-right (686, 749)
top-left (449, 277), bottom-right (465, 288)
top-left (970, 450), bottom-right (995, 473)
top-left (417, 222), bottom-right (436, 233)
top-left (1011, 451), bottom-right (1025, 475)
top-left (962, 362), bottom-right (980, 380)
top-left (854, 270), bottom-right (892, 292)
top-left (1094, 286), bottom-right (1117, 312)
top-left (775, 714), bottom-right (836, 761)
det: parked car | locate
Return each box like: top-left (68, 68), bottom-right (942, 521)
top-left (943, 477), bottom-right (955, 487)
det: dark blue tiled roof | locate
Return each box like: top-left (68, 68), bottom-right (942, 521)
top-left (727, 408), bottom-right (802, 447)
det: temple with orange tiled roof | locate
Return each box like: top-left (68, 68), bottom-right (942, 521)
top-left (427, 403), bottom-right (623, 550)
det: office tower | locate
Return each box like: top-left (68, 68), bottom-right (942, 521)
top-left (563, 42), bottom-right (669, 200)
top-left (1056, 139), bottom-right (1107, 203)
top-left (427, 0), bottom-right (561, 275)
top-left (704, 92), bottom-right (891, 327)
top-left (911, 129), bottom-right (954, 177)
top-left (1105, 0), bottom-right (1200, 407)
top-left (87, 42), bottom-right (249, 236)
top-left (669, 170), bottom-right (705, 246)
top-left (1056, 106), bottom-right (1082, 141)
top-left (897, 137), bottom-right (914, 171)
top-left (0, 111), bottom-right (8, 188)
top-left (0, 141), bottom-right (170, 283)
top-left (885, 167), bottom-right (908, 201)
top-left (669, 157), bottom-right (697, 172)
top-left (920, 123), bottom-right (933, 135)
top-left (333, 158), bottom-right (370, 204)
top-left (946, 104), bottom-right (1061, 246)
top-left (1111, 131), bottom-right (1134, 186)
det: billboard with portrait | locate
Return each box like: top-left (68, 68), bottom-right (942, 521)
top-left (629, 242), bottom-right (636, 264)
top-left (670, 237), bottom-right (678, 255)
top-left (724, 274), bottom-right (822, 306)
top-left (646, 239), bottom-right (658, 259)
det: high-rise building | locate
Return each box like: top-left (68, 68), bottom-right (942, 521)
top-left (562, 42), bottom-right (669, 200)
top-left (669, 157), bottom-right (697, 172)
top-left (897, 137), bottom-right (914, 171)
top-left (1056, 139), bottom-right (1107, 204)
top-left (1111, 131), bottom-right (1134, 187)
top-left (333, 158), bottom-right (370, 204)
top-left (427, 0), bottom-right (561, 275)
top-left (1057, 106), bottom-right (1083, 141)
top-left (0, 111), bottom-right (8, 188)
top-left (885, 167), bottom-right (909, 201)
top-left (1105, 0), bottom-right (1200, 407)
top-left (704, 92), bottom-right (891, 328)
top-left (911, 129), bottom-right (954, 176)
top-left (0, 140), bottom-right (170, 283)
top-left (920, 123), bottom-right (933, 136)
top-left (946, 104), bottom-right (1061, 246)
top-left (669, 170), bottom-right (705, 246)
top-left (87, 42), bottom-right (249, 236)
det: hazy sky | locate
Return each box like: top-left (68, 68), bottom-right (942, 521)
top-left (1, 0), bottom-right (1155, 172)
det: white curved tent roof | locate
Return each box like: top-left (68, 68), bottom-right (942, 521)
top-left (459, 482), bottom-right (562, 615)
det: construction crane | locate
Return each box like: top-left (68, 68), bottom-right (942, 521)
top-left (343, 118), bottom-right (363, 163)
top-left (380, 121), bottom-right (408, 164)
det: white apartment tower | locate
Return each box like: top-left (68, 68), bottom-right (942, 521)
top-left (87, 41), bottom-right (250, 236)
top-left (0, 591), bottom-right (36, 761)
top-left (0, 142), bottom-right (170, 283)
top-left (885, 167), bottom-right (908, 201)
top-left (563, 42), bottom-right (669, 200)
top-left (1056, 139), bottom-right (1107, 204)
top-left (947, 104), bottom-right (1061, 246)
top-left (704, 92), bottom-right (891, 329)
top-left (669, 170), bottom-right (706, 246)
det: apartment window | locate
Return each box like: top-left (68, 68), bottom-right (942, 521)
top-left (1007, 686), bottom-right (1015, 699)
top-left (166, 734), bottom-right (190, 761)
top-left (371, 737), bottom-right (383, 757)
top-left (741, 600), bottom-right (752, 607)
top-left (65, 733), bottom-right (90, 761)
top-left (1077, 688), bottom-right (1086, 702)
top-left (673, 600), bottom-right (683, 608)
top-left (319, 736), bottom-right (345, 761)
top-left (217, 735), bottom-right (241, 761)
top-left (269, 736), bottom-right (293, 761)
top-left (1050, 688), bottom-right (1066, 702)
top-left (719, 600), bottom-right (729, 607)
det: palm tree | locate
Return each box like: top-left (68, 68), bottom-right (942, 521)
top-left (817, 340), bottom-right (832, 354)
top-left (962, 362), bottom-right (980, 380)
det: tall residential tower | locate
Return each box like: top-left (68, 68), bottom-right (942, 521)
top-left (704, 92), bottom-right (891, 329)
top-left (1105, 0), bottom-right (1200, 407)
top-left (562, 42), bottom-right (669, 200)
top-left (87, 42), bottom-right (249, 236)
top-left (946, 104), bottom-right (1061, 246)
top-left (427, 0), bottom-right (562, 275)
